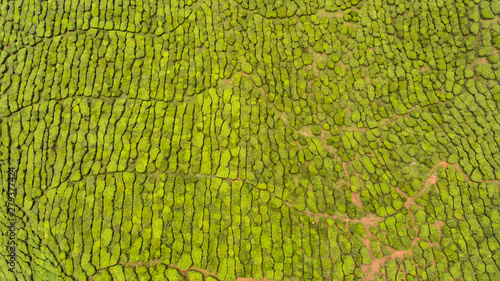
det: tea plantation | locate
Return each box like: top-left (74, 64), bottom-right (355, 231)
top-left (1, 0), bottom-right (500, 280)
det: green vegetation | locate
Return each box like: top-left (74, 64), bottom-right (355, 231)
top-left (0, 0), bottom-right (500, 280)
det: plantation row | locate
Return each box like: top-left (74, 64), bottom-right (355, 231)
top-left (1, 0), bottom-right (500, 280)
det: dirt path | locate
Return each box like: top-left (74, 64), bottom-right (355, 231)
top-left (434, 220), bottom-right (445, 235)
top-left (352, 192), bottom-right (363, 209)
top-left (236, 277), bottom-right (275, 281)
top-left (360, 248), bottom-right (411, 281)
top-left (357, 160), bottom-right (456, 280)
top-left (424, 160), bottom-right (449, 186)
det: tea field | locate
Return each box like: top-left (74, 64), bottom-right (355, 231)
top-left (1, 0), bottom-right (500, 280)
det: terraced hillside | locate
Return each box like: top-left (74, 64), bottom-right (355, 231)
top-left (1, 0), bottom-right (500, 280)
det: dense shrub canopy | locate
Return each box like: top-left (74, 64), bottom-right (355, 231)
top-left (0, 0), bottom-right (499, 280)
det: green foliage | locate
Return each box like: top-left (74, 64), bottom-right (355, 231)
top-left (241, 63), bottom-right (253, 74)
top-left (165, 268), bottom-right (185, 280)
top-left (480, 1), bottom-right (495, 19)
top-left (3, 1), bottom-right (498, 280)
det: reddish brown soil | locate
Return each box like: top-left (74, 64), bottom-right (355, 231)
top-left (434, 220), bottom-right (445, 234)
top-left (393, 186), bottom-right (410, 201)
top-left (359, 213), bottom-right (382, 228)
top-left (236, 277), bottom-right (275, 281)
top-left (425, 160), bottom-right (448, 187)
top-left (169, 264), bottom-right (227, 280)
top-left (425, 174), bottom-right (439, 186)
top-left (361, 249), bottom-right (411, 281)
top-left (352, 192), bottom-right (363, 209)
